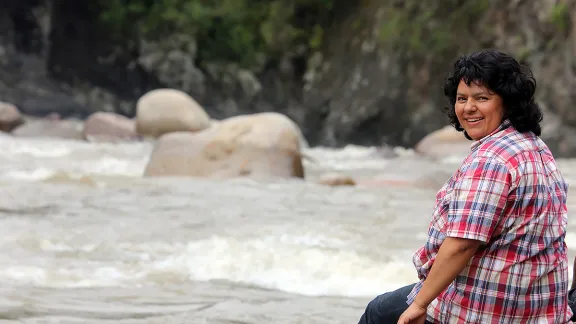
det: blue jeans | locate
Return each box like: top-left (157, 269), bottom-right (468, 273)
top-left (360, 285), bottom-right (576, 323)
top-left (358, 283), bottom-right (433, 324)
top-left (569, 288), bottom-right (576, 321)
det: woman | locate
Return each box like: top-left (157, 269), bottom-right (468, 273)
top-left (358, 49), bottom-right (573, 323)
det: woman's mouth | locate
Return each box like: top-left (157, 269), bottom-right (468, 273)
top-left (466, 117), bottom-right (484, 125)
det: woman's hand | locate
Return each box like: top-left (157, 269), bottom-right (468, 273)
top-left (397, 302), bottom-right (427, 324)
top-left (397, 237), bottom-right (481, 324)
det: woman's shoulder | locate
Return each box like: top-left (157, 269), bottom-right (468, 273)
top-left (473, 127), bottom-right (544, 166)
top-left (462, 129), bottom-right (562, 188)
top-left (457, 134), bottom-right (521, 181)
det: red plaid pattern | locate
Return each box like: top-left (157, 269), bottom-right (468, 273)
top-left (407, 120), bottom-right (573, 323)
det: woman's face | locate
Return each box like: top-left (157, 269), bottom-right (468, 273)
top-left (455, 80), bottom-right (505, 141)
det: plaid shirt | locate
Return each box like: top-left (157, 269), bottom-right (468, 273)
top-left (407, 120), bottom-right (573, 323)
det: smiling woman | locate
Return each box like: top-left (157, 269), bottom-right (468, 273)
top-left (357, 49), bottom-right (574, 324)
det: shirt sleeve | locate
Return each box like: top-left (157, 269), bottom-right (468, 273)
top-left (445, 156), bottom-right (511, 243)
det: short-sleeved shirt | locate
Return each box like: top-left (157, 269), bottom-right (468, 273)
top-left (407, 120), bottom-right (573, 323)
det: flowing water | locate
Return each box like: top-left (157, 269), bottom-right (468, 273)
top-left (1, 134), bottom-right (576, 323)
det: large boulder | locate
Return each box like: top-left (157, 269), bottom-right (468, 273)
top-left (135, 88), bottom-right (211, 138)
top-left (0, 101), bottom-right (23, 132)
top-left (414, 125), bottom-right (472, 159)
top-left (83, 112), bottom-right (140, 142)
top-left (144, 112), bottom-right (305, 179)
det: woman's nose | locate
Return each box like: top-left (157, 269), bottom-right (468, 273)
top-left (464, 100), bottom-right (477, 112)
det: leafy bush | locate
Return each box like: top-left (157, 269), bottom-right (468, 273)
top-left (378, 0), bottom-right (490, 56)
top-left (98, 0), bottom-right (334, 68)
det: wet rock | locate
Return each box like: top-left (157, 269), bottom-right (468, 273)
top-left (414, 125), bottom-right (471, 159)
top-left (135, 88), bottom-right (211, 138)
top-left (144, 112), bottom-right (305, 179)
top-left (82, 112), bottom-right (140, 143)
top-left (0, 101), bottom-right (23, 132)
top-left (317, 173), bottom-right (356, 186)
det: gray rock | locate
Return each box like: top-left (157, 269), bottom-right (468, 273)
top-left (138, 35), bottom-right (206, 95)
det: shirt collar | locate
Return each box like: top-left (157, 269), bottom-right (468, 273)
top-left (470, 119), bottom-right (511, 151)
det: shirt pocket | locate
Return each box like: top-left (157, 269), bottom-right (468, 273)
top-left (430, 170), bottom-right (461, 229)
top-left (430, 188), bottom-right (453, 232)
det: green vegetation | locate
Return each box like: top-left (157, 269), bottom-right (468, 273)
top-left (378, 0), bottom-right (490, 56)
top-left (98, 0), bottom-right (335, 68)
top-left (549, 2), bottom-right (569, 32)
top-left (542, 2), bottom-right (570, 50)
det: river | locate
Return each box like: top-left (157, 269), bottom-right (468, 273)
top-left (0, 134), bottom-right (575, 323)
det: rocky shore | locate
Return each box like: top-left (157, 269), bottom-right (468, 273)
top-left (0, 87), bottom-right (458, 189)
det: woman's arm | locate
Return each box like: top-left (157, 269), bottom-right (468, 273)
top-left (413, 236), bottom-right (482, 309)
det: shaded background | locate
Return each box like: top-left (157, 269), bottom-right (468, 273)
top-left (1, 0), bottom-right (574, 154)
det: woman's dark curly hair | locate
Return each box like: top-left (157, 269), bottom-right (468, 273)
top-left (442, 49), bottom-right (543, 140)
